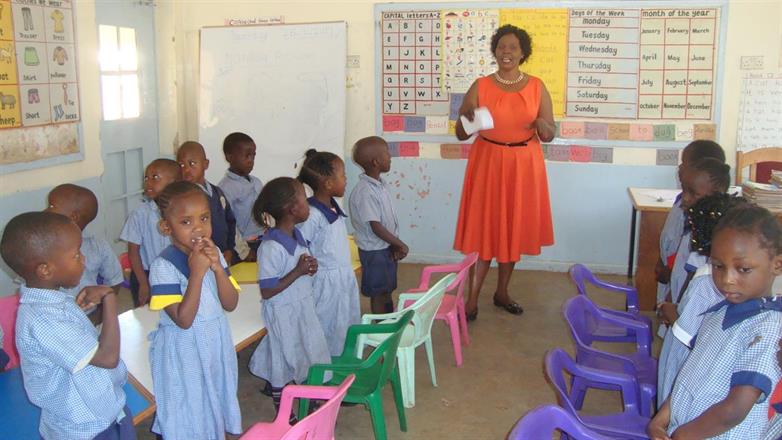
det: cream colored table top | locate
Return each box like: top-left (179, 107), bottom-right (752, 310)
top-left (119, 284), bottom-right (265, 395)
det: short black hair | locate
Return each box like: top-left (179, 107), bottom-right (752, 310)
top-left (156, 181), bottom-right (208, 219)
top-left (352, 136), bottom-right (388, 170)
top-left (490, 24), bottom-right (532, 65)
top-left (682, 140), bottom-right (725, 164)
top-left (148, 158), bottom-right (182, 180)
top-left (0, 211), bottom-right (73, 279)
top-left (688, 193), bottom-right (747, 255)
top-left (690, 157), bottom-right (731, 193)
top-left (298, 149), bottom-right (341, 191)
top-left (223, 132), bottom-right (255, 156)
top-left (714, 204), bottom-right (782, 257)
top-left (48, 183), bottom-right (99, 226)
top-left (253, 177), bottom-right (300, 228)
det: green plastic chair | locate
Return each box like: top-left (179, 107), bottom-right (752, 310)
top-left (358, 273), bottom-right (455, 408)
top-left (298, 310), bottom-right (415, 440)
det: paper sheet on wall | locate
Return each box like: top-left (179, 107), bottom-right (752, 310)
top-left (737, 72), bottom-right (782, 151)
top-left (500, 8), bottom-right (568, 117)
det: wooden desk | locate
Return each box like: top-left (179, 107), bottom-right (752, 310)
top-left (627, 187), bottom-right (782, 311)
top-left (627, 188), bottom-right (680, 311)
top-left (118, 283), bottom-right (267, 423)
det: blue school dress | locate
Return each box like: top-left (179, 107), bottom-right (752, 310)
top-left (299, 197), bottom-right (361, 356)
top-left (248, 228), bottom-right (331, 387)
top-left (657, 264), bottom-right (720, 408)
top-left (657, 195), bottom-right (683, 304)
top-left (668, 297), bottom-right (782, 439)
top-left (147, 246), bottom-right (242, 440)
top-left (658, 231), bottom-right (696, 339)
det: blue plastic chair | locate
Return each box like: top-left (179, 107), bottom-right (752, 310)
top-left (569, 264), bottom-right (652, 344)
top-left (509, 404), bottom-right (613, 439)
top-left (545, 348), bottom-right (650, 439)
top-left (563, 295), bottom-right (657, 417)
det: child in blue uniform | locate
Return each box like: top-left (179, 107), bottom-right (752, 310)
top-left (656, 140), bottom-right (725, 306)
top-left (1, 212), bottom-right (133, 440)
top-left (120, 158), bottom-right (180, 307)
top-left (656, 157), bottom-right (730, 342)
top-left (177, 141), bottom-right (238, 265)
top-left (248, 177), bottom-right (331, 414)
top-left (657, 193), bottom-right (746, 406)
top-left (649, 205), bottom-right (782, 439)
top-left (218, 132), bottom-right (264, 260)
top-left (349, 136), bottom-right (408, 314)
top-left (147, 182), bottom-right (241, 440)
top-left (298, 149), bottom-right (361, 356)
top-left (763, 339), bottom-right (782, 440)
top-left (46, 184), bottom-right (124, 325)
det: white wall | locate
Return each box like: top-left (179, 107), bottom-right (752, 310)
top-left (158, 0), bottom-right (782, 272)
top-left (2, 1), bottom-right (781, 292)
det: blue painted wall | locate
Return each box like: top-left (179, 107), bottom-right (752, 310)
top-left (1, 159), bottom-right (676, 294)
top-left (0, 178), bottom-right (108, 295)
top-left (345, 158), bottom-right (676, 273)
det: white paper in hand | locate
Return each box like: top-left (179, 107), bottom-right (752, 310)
top-left (460, 107), bottom-right (494, 135)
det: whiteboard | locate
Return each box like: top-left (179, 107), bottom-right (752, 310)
top-left (737, 72), bottom-right (782, 151)
top-left (199, 22), bottom-right (347, 184)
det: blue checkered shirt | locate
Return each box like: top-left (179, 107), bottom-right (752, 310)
top-left (15, 285), bottom-right (127, 440)
top-left (120, 199), bottom-right (171, 270)
top-left (63, 233), bottom-right (125, 298)
top-left (668, 297), bottom-right (782, 438)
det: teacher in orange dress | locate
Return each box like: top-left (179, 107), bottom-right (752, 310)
top-left (454, 24), bottom-right (555, 320)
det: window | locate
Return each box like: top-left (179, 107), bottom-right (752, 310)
top-left (99, 25), bottom-right (139, 120)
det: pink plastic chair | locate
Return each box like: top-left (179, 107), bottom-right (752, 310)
top-left (119, 252), bottom-right (131, 289)
top-left (403, 252), bottom-right (478, 367)
top-left (241, 374), bottom-right (355, 440)
top-left (0, 293), bottom-right (20, 370)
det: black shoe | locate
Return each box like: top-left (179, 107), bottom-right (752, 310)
top-left (466, 308), bottom-right (478, 322)
top-left (261, 381), bottom-right (273, 397)
top-left (493, 297), bottom-right (524, 315)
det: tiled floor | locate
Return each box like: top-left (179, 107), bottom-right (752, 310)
top-left (126, 264), bottom-right (657, 439)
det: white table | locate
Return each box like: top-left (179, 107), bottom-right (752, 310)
top-left (118, 283), bottom-right (266, 420)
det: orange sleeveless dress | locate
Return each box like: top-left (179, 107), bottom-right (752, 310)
top-left (453, 75), bottom-right (554, 263)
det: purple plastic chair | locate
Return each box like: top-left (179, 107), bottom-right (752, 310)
top-left (563, 295), bottom-right (657, 417)
top-left (570, 264), bottom-right (640, 313)
top-left (569, 264), bottom-right (653, 344)
top-left (509, 404), bottom-right (613, 440)
top-left (545, 349), bottom-right (650, 439)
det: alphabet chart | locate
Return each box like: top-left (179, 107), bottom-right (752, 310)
top-left (376, 1), bottom-right (724, 154)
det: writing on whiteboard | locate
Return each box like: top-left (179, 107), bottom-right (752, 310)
top-left (738, 72), bottom-right (782, 151)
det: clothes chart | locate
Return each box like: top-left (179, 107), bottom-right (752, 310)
top-left (0, 0), bottom-right (79, 130)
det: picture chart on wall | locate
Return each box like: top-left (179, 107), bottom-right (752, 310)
top-left (0, 0), bottom-right (81, 170)
top-left (375, 1), bottom-right (727, 165)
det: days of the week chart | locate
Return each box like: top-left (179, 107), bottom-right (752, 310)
top-left (0, 0), bottom-right (80, 129)
top-left (567, 7), bottom-right (717, 120)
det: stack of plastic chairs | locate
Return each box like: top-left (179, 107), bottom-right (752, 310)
top-left (509, 264), bottom-right (656, 438)
top-left (357, 274), bottom-right (455, 408)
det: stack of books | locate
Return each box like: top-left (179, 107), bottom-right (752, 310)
top-left (743, 180), bottom-right (782, 213)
